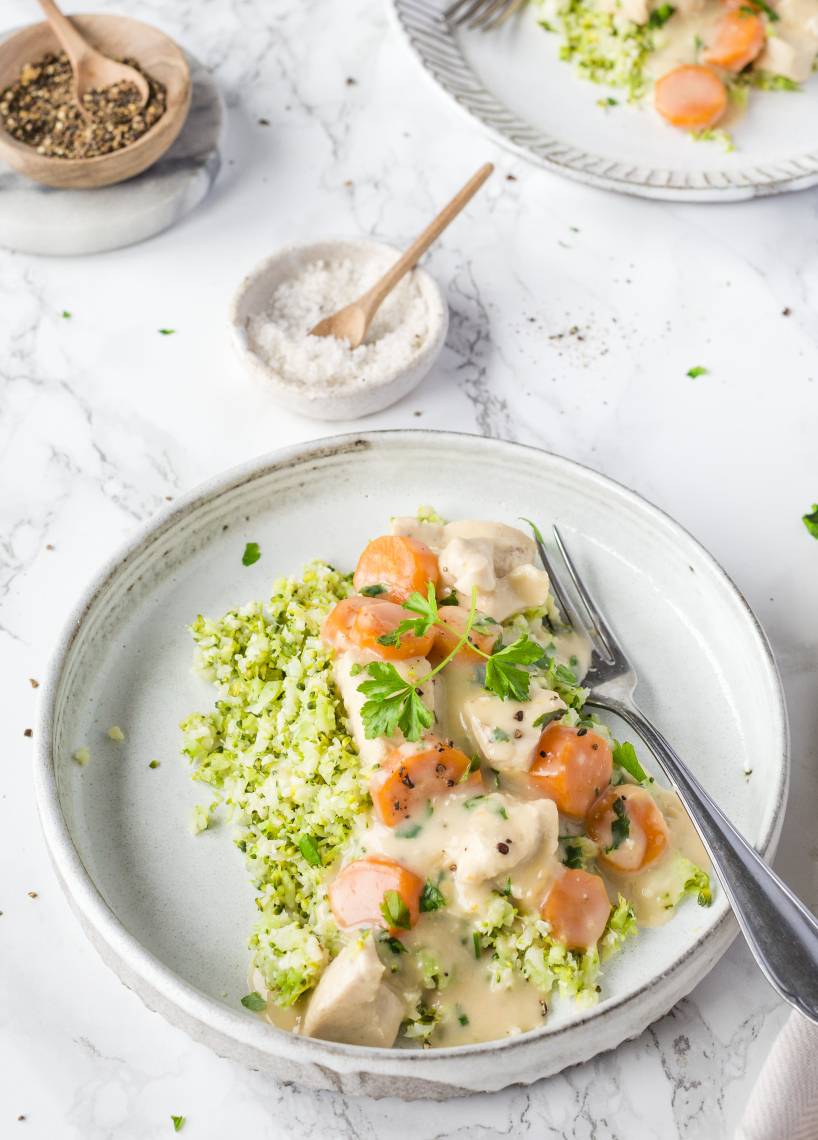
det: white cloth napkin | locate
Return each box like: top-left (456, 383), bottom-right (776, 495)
top-left (736, 1012), bottom-right (818, 1140)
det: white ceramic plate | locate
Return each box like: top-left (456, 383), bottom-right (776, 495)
top-left (35, 431), bottom-right (788, 1099)
top-left (390, 0), bottom-right (818, 202)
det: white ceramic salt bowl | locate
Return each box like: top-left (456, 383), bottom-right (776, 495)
top-left (229, 239), bottom-right (449, 420)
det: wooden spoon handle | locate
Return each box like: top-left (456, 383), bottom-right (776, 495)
top-left (361, 162), bottom-right (494, 317)
top-left (37, 0), bottom-right (93, 66)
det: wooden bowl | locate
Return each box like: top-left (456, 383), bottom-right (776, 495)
top-left (0, 13), bottom-right (191, 189)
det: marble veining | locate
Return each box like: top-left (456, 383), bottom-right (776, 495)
top-left (0, 0), bottom-right (816, 1136)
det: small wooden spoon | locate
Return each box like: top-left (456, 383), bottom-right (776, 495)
top-left (310, 162), bottom-right (494, 348)
top-left (37, 0), bottom-right (150, 112)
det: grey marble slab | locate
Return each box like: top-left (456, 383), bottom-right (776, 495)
top-left (0, 50), bottom-right (223, 256)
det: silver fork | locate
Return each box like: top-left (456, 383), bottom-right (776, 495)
top-left (532, 523), bottom-right (818, 1024)
top-left (444, 0), bottom-right (528, 32)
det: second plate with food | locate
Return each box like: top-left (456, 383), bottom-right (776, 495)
top-left (391, 0), bottom-right (818, 201)
top-left (35, 431), bottom-right (787, 1098)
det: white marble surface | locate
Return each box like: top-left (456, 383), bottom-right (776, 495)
top-left (1, 0), bottom-right (816, 1136)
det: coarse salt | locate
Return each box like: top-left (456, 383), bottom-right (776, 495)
top-left (246, 257), bottom-right (431, 392)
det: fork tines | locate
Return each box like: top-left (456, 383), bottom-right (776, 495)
top-left (444, 0), bottom-right (528, 32)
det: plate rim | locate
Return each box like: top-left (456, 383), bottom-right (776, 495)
top-left (33, 429), bottom-right (790, 1077)
top-left (388, 0), bottom-right (818, 203)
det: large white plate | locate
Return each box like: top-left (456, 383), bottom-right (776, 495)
top-left (35, 431), bottom-right (788, 1098)
top-left (391, 0), bottom-right (818, 201)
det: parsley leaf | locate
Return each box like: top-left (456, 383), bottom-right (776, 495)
top-left (532, 709), bottom-right (562, 730)
top-left (381, 889), bottom-right (411, 930)
top-left (490, 726), bottom-right (511, 742)
top-left (61, 309), bottom-right (72, 319)
top-left (358, 661), bottom-right (433, 742)
top-left (171, 1116), bottom-right (186, 1132)
top-left (751, 0), bottom-right (779, 20)
top-left (298, 834), bottom-right (322, 866)
top-left (607, 797), bottom-right (630, 851)
top-left (360, 583), bottom-right (388, 596)
top-left (158, 328), bottom-right (176, 336)
top-left (562, 841), bottom-right (584, 869)
top-left (378, 932), bottom-right (407, 954)
top-left (419, 881), bottom-right (446, 912)
top-left (803, 505), bottom-right (818, 539)
top-left (648, 3), bottom-right (675, 26)
top-left (242, 542), bottom-right (261, 566)
top-left (612, 740), bottom-right (652, 784)
top-left (472, 931), bottom-right (481, 958)
top-left (484, 635), bottom-right (544, 701)
top-left (686, 365), bottom-right (707, 379)
top-left (240, 991), bottom-right (267, 1011)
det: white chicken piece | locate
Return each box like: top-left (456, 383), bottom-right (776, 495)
top-left (438, 522), bottom-right (549, 622)
top-left (757, 33), bottom-right (818, 84)
top-left (334, 653), bottom-right (437, 768)
top-left (463, 688), bottom-right (566, 772)
top-left (303, 934), bottom-right (405, 1048)
top-left (445, 794), bottom-right (559, 911)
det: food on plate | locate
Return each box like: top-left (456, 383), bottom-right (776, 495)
top-left (536, 0), bottom-right (818, 141)
top-left (180, 510), bottom-right (711, 1049)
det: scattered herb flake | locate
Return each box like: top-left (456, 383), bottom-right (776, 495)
top-left (158, 328), bottom-right (176, 336)
top-left (381, 889), bottom-right (411, 930)
top-left (149, 759), bottom-right (160, 769)
top-left (61, 310), bottom-right (71, 319)
top-left (171, 1116), bottom-right (186, 1132)
top-left (419, 881), bottom-right (446, 912)
top-left (360, 583), bottom-right (388, 597)
top-left (298, 834), bottom-right (322, 867)
top-left (242, 542), bottom-right (261, 566)
top-left (686, 365), bottom-right (708, 379)
top-left (612, 739), bottom-right (651, 784)
top-left (607, 797), bottom-right (630, 851)
top-left (240, 991), bottom-right (267, 1011)
top-left (802, 505), bottom-right (818, 539)
top-left (490, 726), bottom-right (511, 742)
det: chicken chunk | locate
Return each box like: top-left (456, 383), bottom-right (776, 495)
top-left (334, 653), bottom-right (437, 767)
top-left (463, 687), bottom-right (566, 772)
top-left (303, 934), bottom-right (405, 1048)
top-left (445, 794), bottom-right (559, 910)
top-left (757, 33), bottom-right (818, 84)
top-left (438, 523), bottom-right (549, 622)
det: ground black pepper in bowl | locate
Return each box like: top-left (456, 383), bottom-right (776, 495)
top-left (0, 52), bottom-right (166, 159)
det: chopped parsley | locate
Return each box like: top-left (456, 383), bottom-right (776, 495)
top-left (472, 931), bottom-right (481, 958)
top-left (360, 583), bottom-right (388, 596)
top-left (381, 889), bottom-right (411, 930)
top-left (419, 881), bottom-right (446, 912)
top-left (612, 739), bottom-right (652, 784)
top-left (562, 841), bottom-right (584, 869)
top-left (61, 309), bottom-right (71, 319)
top-left (607, 797), bottom-right (630, 851)
top-left (158, 328), bottom-right (176, 336)
top-left (395, 821), bottom-right (422, 839)
top-left (148, 759), bottom-right (160, 769)
top-left (171, 1117), bottom-right (186, 1133)
top-left (648, 3), bottom-right (675, 26)
top-left (802, 505), bottom-right (818, 539)
top-left (379, 933), bottom-right (408, 955)
top-left (242, 542), bottom-right (261, 566)
top-left (490, 726), bottom-right (511, 742)
top-left (297, 834), bottom-right (322, 867)
top-left (240, 991), bottom-right (267, 1011)
top-left (686, 365), bottom-right (708, 379)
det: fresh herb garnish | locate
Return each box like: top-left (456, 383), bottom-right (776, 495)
top-left (612, 740), bottom-right (652, 784)
top-left (490, 726), bottom-right (511, 742)
top-left (419, 881), bottom-right (446, 912)
top-left (493, 802), bottom-right (509, 820)
top-left (472, 931), bottom-right (481, 958)
top-left (562, 841), bottom-right (584, 869)
top-left (686, 365), bottom-right (707, 379)
top-left (460, 755), bottom-right (481, 782)
top-left (298, 834), bottom-right (322, 866)
top-left (532, 709), bottom-right (562, 730)
top-left (484, 635), bottom-right (544, 701)
top-left (360, 583), bottom-right (388, 596)
top-left (148, 759), bottom-right (160, 769)
top-left (61, 310), bottom-right (71, 319)
top-left (379, 933), bottom-right (408, 954)
top-left (380, 889), bottom-right (411, 930)
top-left (171, 1116), bottom-right (186, 1132)
top-left (358, 660), bottom-right (434, 742)
top-left (464, 794), bottom-right (486, 810)
top-left (240, 991), bottom-right (267, 1011)
top-left (749, 0), bottom-right (779, 20)
top-left (607, 797), bottom-right (630, 851)
top-left (242, 542), bottom-right (261, 566)
top-left (158, 328), bottom-right (176, 336)
top-left (396, 821), bottom-right (422, 839)
top-left (458, 1010), bottom-right (470, 1026)
top-left (648, 3), bottom-right (675, 26)
top-left (803, 505), bottom-right (818, 539)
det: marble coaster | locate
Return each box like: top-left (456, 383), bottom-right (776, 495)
top-left (0, 50), bottom-right (223, 256)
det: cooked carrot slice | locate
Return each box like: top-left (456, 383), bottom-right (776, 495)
top-left (540, 869), bottom-right (611, 951)
top-left (654, 65), bottom-right (728, 131)
top-left (353, 535), bottom-right (439, 603)
top-left (329, 855), bottom-right (424, 934)
top-left (703, 11), bottom-right (765, 73)
top-left (586, 785), bottom-right (669, 874)
top-left (321, 595), bottom-right (435, 660)
top-left (430, 605), bottom-right (500, 663)
top-left (370, 742), bottom-right (481, 826)
top-left (529, 723), bottom-right (613, 819)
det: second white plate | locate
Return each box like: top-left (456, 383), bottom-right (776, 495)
top-left (391, 0), bottom-right (818, 201)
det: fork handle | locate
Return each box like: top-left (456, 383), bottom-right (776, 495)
top-left (588, 695), bottom-right (818, 1024)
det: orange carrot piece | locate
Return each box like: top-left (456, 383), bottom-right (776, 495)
top-left (586, 785), bottom-right (670, 874)
top-left (704, 11), bottom-right (766, 73)
top-left (329, 855), bottom-right (424, 934)
top-left (540, 869), bottom-right (612, 951)
top-left (321, 595), bottom-right (435, 660)
top-left (370, 742), bottom-right (481, 826)
top-left (353, 535), bottom-right (439, 603)
top-left (529, 723), bottom-right (613, 819)
top-left (654, 65), bottom-right (728, 131)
